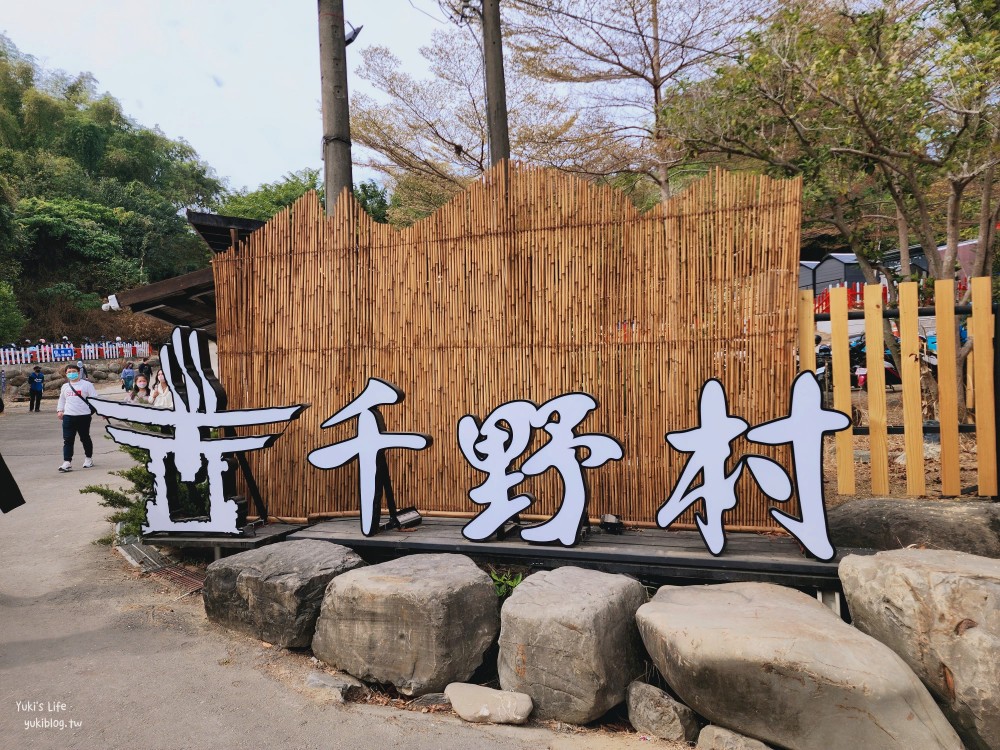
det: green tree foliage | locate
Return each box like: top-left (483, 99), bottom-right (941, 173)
top-left (0, 280), bottom-right (26, 341)
top-left (661, 0), bottom-right (999, 282)
top-left (219, 168), bottom-right (323, 221)
top-left (353, 179), bottom-right (389, 223)
top-left (219, 168), bottom-right (391, 224)
top-left (0, 35), bottom-right (223, 337)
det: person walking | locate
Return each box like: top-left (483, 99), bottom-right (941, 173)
top-left (27, 366), bottom-right (44, 412)
top-left (120, 362), bottom-right (135, 393)
top-left (56, 363), bottom-right (97, 472)
top-left (137, 357), bottom-right (152, 382)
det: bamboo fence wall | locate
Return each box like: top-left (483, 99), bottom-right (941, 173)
top-left (212, 164), bottom-right (803, 529)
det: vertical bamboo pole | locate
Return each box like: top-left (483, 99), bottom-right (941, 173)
top-left (830, 286), bottom-right (854, 495)
top-left (864, 285), bottom-right (889, 495)
top-left (899, 282), bottom-right (925, 496)
top-left (935, 280), bottom-right (960, 496)
top-left (971, 276), bottom-right (997, 496)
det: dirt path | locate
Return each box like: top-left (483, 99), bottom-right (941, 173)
top-left (0, 394), bottom-right (678, 750)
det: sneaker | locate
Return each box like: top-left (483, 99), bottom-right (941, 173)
top-left (58, 461), bottom-right (72, 472)
top-left (83, 458), bottom-right (94, 469)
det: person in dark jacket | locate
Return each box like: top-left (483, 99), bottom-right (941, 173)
top-left (27, 366), bottom-right (44, 412)
top-left (137, 357), bottom-right (152, 382)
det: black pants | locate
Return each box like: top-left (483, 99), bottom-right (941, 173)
top-left (29, 391), bottom-right (42, 411)
top-left (62, 415), bottom-right (93, 462)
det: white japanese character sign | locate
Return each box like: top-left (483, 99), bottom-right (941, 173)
top-left (657, 372), bottom-right (849, 560)
top-left (458, 392), bottom-right (623, 546)
top-left (90, 327), bottom-right (308, 534)
top-left (308, 378), bottom-right (431, 537)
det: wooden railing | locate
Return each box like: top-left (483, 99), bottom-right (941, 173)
top-left (799, 278), bottom-right (997, 499)
top-left (0, 342), bottom-right (150, 366)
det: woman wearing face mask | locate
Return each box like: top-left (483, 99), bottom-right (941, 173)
top-left (151, 369), bottom-right (173, 409)
top-left (56, 364), bottom-right (98, 472)
top-left (126, 375), bottom-right (152, 405)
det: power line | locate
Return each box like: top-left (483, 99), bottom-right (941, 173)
top-left (408, 0), bottom-right (449, 24)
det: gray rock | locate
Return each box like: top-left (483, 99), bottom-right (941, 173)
top-left (304, 670), bottom-right (367, 702)
top-left (841, 549), bottom-right (1000, 750)
top-left (828, 498), bottom-right (1000, 557)
top-left (409, 693), bottom-right (451, 709)
top-left (311, 554), bottom-right (498, 696)
top-left (444, 683), bottom-right (533, 724)
top-left (636, 582), bottom-right (963, 750)
top-left (894, 443), bottom-right (940, 464)
top-left (498, 566), bottom-right (647, 724)
top-left (627, 680), bottom-right (699, 742)
top-left (697, 726), bottom-right (773, 750)
top-left (202, 540), bottom-right (364, 648)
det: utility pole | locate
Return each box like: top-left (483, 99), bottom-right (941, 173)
top-left (481, 0), bottom-right (510, 166)
top-left (318, 0), bottom-right (353, 211)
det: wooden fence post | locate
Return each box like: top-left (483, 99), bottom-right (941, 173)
top-left (971, 277), bottom-right (997, 496)
top-left (830, 287), bottom-right (854, 495)
top-left (899, 282), bottom-right (925, 496)
top-left (935, 280), bottom-right (960, 496)
top-left (864, 285), bottom-right (889, 495)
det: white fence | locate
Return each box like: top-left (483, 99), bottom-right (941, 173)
top-left (0, 342), bottom-right (151, 366)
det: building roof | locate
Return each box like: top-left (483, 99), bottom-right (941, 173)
top-left (820, 253), bottom-right (858, 265)
top-left (111, 212), bottom-right (265, 336)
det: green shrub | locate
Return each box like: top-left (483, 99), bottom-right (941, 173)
top-left (81, 439), bottom-right (209, 540)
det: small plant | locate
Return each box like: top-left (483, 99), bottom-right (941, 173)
top-left (81, 443), bottom-right (154, 539)
top-left (486, 565), bottom-right (525, 599)
top-left (81, 438), bottom-right (210, 540)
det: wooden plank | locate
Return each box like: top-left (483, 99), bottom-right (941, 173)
top-left (972, 276), bottom-right (997, 495)
top-left (115, 267), bottom-right (214, 306)
top-left (830, 287), bottom-right (855, 494)
top-left (288, 518), bottom-right (872, 589)
top-left (899, 282), bottom-right (925, 495)
top-left (935, 280), bottom-right (960, 496)
top-left (864, 286), bottom-right (889, 495)
top-left (798, 290), bottom-right (816, 372)
top-left (141, 523), bottom-right (304, 550)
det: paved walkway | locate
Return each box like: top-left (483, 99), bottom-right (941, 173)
top-left (0, 392), bottom-right (659, 750)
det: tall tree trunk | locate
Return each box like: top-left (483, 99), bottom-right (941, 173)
top-left (973, 159), bottom-right (998, 279)
top-left (482, 0), bottom-right (511, 167)
top-left (318, 0), bottom-right (353, 210)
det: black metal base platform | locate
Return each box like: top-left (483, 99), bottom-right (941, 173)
top-left (142, 523), bottom-right (305, 560)
top-left (289, 518), bottom-right (872, 591)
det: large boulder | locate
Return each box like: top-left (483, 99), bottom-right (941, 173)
top-left (841, 549), bottom-right (1000, 750)
top-left (636, 582), bottom-right (963, 750)
top-left (828, 498), bottom-right (1000, 558)
top-left (203, 540), bottom-right (364, 648)
top-left (311, 554), bottom-right (498, 696)
top-left (498, 566), bottom-right (647, 724)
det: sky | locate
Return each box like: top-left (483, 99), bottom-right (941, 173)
top-left (1, 0), bottom-right (452, 192)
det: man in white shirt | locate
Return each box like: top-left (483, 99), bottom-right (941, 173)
top-left (56, 364), bottom-right (98, 472)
